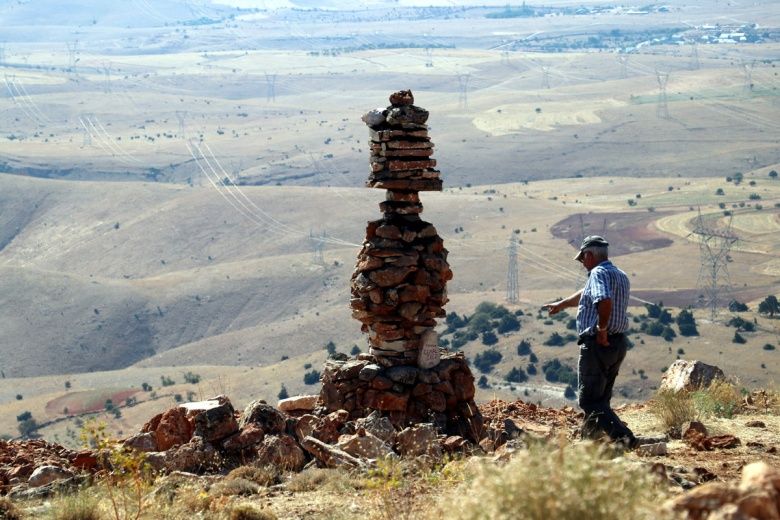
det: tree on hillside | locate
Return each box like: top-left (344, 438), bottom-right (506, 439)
top-left (474, 350), bottom-right (502, 373)
top-left (16, 412), bottom-right (38, 438)
top-left (516, 340), bottom-right (532, 356)
top-left (505, 367), bottom-right (528, 383)
top-left (278, 384), bottom-right (289, 400)
top-left (675, 309), bottom-right (698, 336)
top-left (728, 300), bottom-right (749, 312)
top-left (769, 170), bottom-right (778, 180)
top-left (482, 331), bottom-right (499, 346)
top-left (758, 295), bottom-right (780, 317)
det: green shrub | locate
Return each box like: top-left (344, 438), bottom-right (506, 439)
top-left (303, 370), bottom-right (321, 385)
top-left (481, 331), bottom-right (498, 346)
top-left (692, 379), bottom-right (742, 419)
top-left (516, 340), bottom-right (532, 356)
top-left (733, 331), bottom-right (747, 344)
top-left (445, 442), bottom-right (666, 520)
top-left (505, 367), bottom-right (528, 383)
top-left (474, 350), bottom-right (502, 373)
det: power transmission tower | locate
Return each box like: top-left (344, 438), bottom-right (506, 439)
top-left (690, 43), bottom-right (700, 70)
top-left (0, 43), bottom-right (5, 66)
top-left (617, 54), bottom-right (629, 79)
top-left (690, 208), bottom-right (738, 321)
top-left (506, 235), bottom-right (519, 304)
top-left (424, 48), bottom-right (433, 68)
top-left (175, 111), bottom-right (187, 136)
top-left (66, 40), bottom-right (79, 72)
top-left (501, 49), bottom-right (510, 66)
top-left (310, 229), bottom-right (325, 264)
top-left (742, 60), bottom-right (754, 93)
top-left (655, 69), bottom-right (670, 119)
top-left (265, 73), bottom-right (276, 102)
top-left (102, 62), bottom-right (112, 93)
top-left (457, 73), bottom-right (470, 109)
top-left (541, 66), bottom-right (551, 89)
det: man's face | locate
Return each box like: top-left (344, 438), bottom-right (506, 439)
top-left (578, 250), bottom-right (598, 272)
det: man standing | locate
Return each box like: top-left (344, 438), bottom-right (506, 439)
top-left (543, 235), bottom-right (637, 447)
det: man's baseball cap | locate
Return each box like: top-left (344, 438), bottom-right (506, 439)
top-left (574, 235), bottom-right (609, 260)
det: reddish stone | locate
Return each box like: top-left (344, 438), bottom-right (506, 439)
top-left (155, 407), bottom-right (194, 451)
top-left (389, 90), bottom-right (414, 106)
top-left (222, 423), bottom-right (265, 452)
top-left (368, 267), bottom-right (416, 287)
top-left (373, 391), bottom-right (409, 412)
top-left (371, 376), bottom-right (393, 391)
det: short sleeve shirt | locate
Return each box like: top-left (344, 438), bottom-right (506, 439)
top-left (576, 260), bottom-right (630, 336)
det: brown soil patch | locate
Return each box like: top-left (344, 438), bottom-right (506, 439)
top-left (551, 211), bottom-right (674, 257)
top-left (45, 388), bottom-right (140, 416)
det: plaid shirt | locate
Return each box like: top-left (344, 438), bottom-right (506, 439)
top-left (576, 260), bottom-right (630, 336)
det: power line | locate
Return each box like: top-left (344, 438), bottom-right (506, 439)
top-left (690, 208), bottom-right (738, 321)
top-left (506, 235), bottom-right (519, 304)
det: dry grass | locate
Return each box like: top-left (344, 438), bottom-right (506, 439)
top-left (650, 379), bottom-right (749, 431)
top-left (227, 503), bottom-right (278, 520)
top-left (48, 492), bottom-right (103, 520)
top-left (226, 466), bottom-right (280, 488)
top-left (692, 379), bottom-right (743, 419)
top-left (649, 389), bottom-right (698, 431)
top-left (0, 497), bottom-right (24, 520)
top-left (443, 441), bottom-right (668, 520)
top-left (285, 467), bottom-right (357, 493)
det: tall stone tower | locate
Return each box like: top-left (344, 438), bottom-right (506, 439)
top-left (318, 91), bottom-right (482, 438)
top-left (350, 89), bottom-right (451, 369)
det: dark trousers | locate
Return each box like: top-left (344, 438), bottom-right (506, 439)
top-left (577, 333), bottom-right (635, 442)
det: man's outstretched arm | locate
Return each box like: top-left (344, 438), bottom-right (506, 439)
top-left (542, 289), bottom-right (583, 315)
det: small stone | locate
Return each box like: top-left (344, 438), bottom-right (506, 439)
top-left (256, 435), bottom-right (307, 472)
top-left (278, 395), bottom-right (319, 413)
top-left (745, 420), bottom-right (766, 428)
top-left (389, 90), bottom-right (414, 106)
top-left (386, 366), bottom-right (418, 385)
top-left (239, 400), bottom-right (287, 434)
top-left (28, 466), bottom-right (74, 488)
top-left (337, 430), bottom-right (395, 460)
top-left (395, 423), bottom-right (441, 458)
top-left (636, 442), bottom-right (668, 456)
top-left (123, 432), bottom-right (158, 453)
top-left (362, 108), bottom-right (386, 127)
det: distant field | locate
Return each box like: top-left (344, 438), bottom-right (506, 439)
top-left (45, 388), bottom-right (140, 416)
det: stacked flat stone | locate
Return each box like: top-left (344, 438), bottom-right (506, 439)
top-left (351, 90), bottom-right (452, 368)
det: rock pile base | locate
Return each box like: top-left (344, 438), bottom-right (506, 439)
top-left (318, 351), bottom-right (483, 439)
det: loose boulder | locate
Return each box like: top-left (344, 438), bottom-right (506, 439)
top-left (660, 360), bottom-right (725, 393)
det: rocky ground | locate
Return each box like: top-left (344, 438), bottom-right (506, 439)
top-left (1, 383), bottom-right (778, 519)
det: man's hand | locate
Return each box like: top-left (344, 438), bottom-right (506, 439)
top-left (542, 302), bottom-right (563, 316)
top-left (596, 326), bottom-right (609, 347)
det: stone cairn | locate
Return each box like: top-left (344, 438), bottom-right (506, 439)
top-left (319, 90), bottom-right (484, 439)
